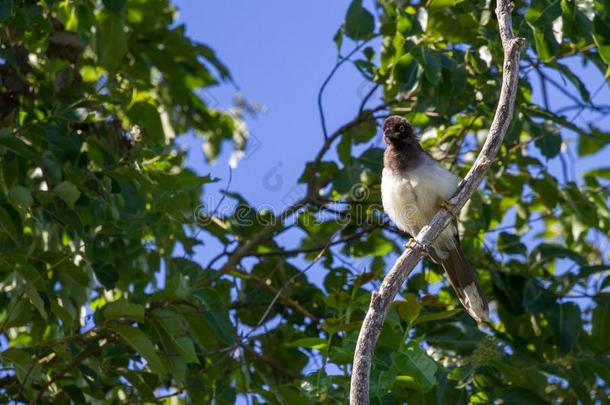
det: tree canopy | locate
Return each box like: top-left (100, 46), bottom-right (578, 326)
top-left (1, 0), bottom-right (609, 404)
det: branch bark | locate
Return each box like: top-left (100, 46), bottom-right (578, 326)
top-left (349, 1), bottom-right (525, 403)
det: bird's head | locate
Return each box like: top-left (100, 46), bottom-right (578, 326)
top-left (382, 115), bottom-right (415, 145)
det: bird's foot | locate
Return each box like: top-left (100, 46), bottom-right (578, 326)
top-left (437, 198), bottom-right (457, 220)
top-left (437, 198), bottom-right (453, 211)
top-left (403, 239), bottom-right (416, 250)
top-left (404, 238), bottom-right (427, 253)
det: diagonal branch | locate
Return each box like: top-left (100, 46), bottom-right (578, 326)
top-left (319, 39), bottom-right (378, 139)
top-left (349, 1), bottom-right (525, 403)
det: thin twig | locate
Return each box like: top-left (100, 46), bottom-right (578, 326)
top-left (349, 1), bottom-right (525, 402)
top-left (319, 39), bottom-right (378, 139)
top-left (231, 268), bottom-right (319, 322)
top-left (241, 234), bottom-right (334, 340)
top-left (537, 66), bottom-right (570, 184)
top-left (244, 222), bottom-right (384, 258)
top-left (30, 336), bottom-right (108, 404)
top-left (358, 83), bottom-right (380, 115)
top-left (242, 345), bottom-right (299, 379)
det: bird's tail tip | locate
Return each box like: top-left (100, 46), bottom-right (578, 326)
top-left (461, 282), bottom-right (490, 323)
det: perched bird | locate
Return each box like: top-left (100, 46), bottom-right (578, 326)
top-left (381, 115), bottom-right (489, 322)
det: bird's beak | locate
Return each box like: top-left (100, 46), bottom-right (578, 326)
top-left (384, 130), bottom-right (399, 140)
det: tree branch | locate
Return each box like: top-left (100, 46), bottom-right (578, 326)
top-left (30, 336), bottom-right (108, 404)
top-left (349, 1), bottom-right (525, 403)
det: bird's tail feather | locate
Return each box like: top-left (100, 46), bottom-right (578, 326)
top-left (441, 246), bottom-right (489, 323)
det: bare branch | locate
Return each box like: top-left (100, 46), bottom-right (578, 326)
top-left (244, 222), bottom-right (386, 258)
top-left (319, 39), bottom-right (378, 139)
top-left (349, 1), bottom-right (525, 403)
top-left (232, 267), bottom-right (319, 322)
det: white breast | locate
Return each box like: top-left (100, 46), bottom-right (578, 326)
top-left (381, 157), bottom-right (460, 258)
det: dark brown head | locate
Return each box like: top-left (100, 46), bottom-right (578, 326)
top-left (382, 115), bottom-right (415, 145)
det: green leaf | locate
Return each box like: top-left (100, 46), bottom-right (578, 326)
top-left (337, 133), bottom-right (352, 165)
top-left (128, 101), bottom-right (165, 144)
top-left (193, 288), bottom-right (234, 345)
top-left (333, 27), bottom-right (343, 50)
top-left (392, 344), bottom-right (438, 391)
top-left (97, 10), bottom-right (128, 70)
top-left (497, 232), bottom-right (527, 255)
top-left (0, 0), bottom-right (14, 22)
top-left (54, 181), bottom-right (81, 209)
top-left (525, 0), bottom-right (562, 28)
top-left (531, 27), bottom-right (559, 62)
top-left (349, 229), bottom-right (393, 257)
top-left (345, 0), bottom-right (375, 40)
top-left (547, 302), bottom-right (581, 354)
top-left (285, 337), bottom-right (327, 350)
top-left (578, 127), bottom-right (610, 157)
top-left (522, 280), bottom-right (555, 314)
top-left (2, 348), bottom-right (38, 385)
top-left (530, 175), bottom-right (560, 209)
top-left (103, 299), bottom-right (145, 322)
top-left (346, 115), bottom-right (377, 144)
top-left (593, 15), bottom-right (610, 65)
top-left (358, 147), bottom-right (384, 173)
top-left (561, 182), bottom-right (599, 227)
top-left (396, 294), bottom-right (421, 325)
top-left (110, 324), bottom-right (167, 375)
top-left (428, 0), bottom-right (460, 9)
top-left (182, 309), bottom-right (219, 350)
top-left (530, 243), bottom-right (588, 266)
top-left (103, 0), bottom-right (125, 12)
top-left (93, 264), bottom-right (119, 289)
top-left (418, 47), bottom-right (442, 85)
top-left (151, 308), bottom-right (199, 364)
top-left (413, 308), bottom-right (462, 325)
top-left (584, 167), bottom-right (610, 180)
top-left (9, 185), bottom-right (33, 209)
top-left (591, 298), bottom-right (610, 352)
top-left (0, 130), bottom-right (39, 160)
top-left (497, 387), bottom-right (550, 404)
top-left (533, 124), bottom-right (562, 158)
top-left (332, 163), bottom-right (362, 195)
top-left (174, 336), bottom-right (198, 364)
top-left (393, 53), bottom-right (418, 87)
top-left (370, 370), bottom-right (397, 398)
top-left (25, 284), bottom-right (47, 319)
top-left (0, 204), bottom-right (21, 244)
top-left (552, 62), bottom-right (591, 104)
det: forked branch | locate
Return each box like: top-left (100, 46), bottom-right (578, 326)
top-left (349, 1), bottom-right (525, 403)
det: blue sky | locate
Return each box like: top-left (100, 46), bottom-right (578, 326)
top-left (173, 0), bottom-right (373, 213)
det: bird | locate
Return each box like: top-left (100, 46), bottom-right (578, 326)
top-left (380, 115), bottom-right (489, 323)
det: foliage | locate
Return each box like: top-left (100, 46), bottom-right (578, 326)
top-left (1, 0), bottom-right (609, 403)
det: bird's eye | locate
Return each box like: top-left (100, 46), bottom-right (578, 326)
top-left (399, 125), bottom-right (405, 132)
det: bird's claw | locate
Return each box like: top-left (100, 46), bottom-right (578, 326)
top-left (437, 198), bottom-right (453, 211)
top-left (404, 238), bottom-right (427, 253)
top-left (437, 198), bottom-right (457, 221)
top-left (403, 239), bottom-right (416, 250)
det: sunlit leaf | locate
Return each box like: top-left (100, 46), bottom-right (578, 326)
top-left (345, 0), bottom-right (375, 40)
top-left (110, 324), bottom-right (167, 375)
top-left (392, 344), bottom-right (438, 391)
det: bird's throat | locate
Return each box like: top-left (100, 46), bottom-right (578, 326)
top-left (383, 140), bottom-right (423, 174)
